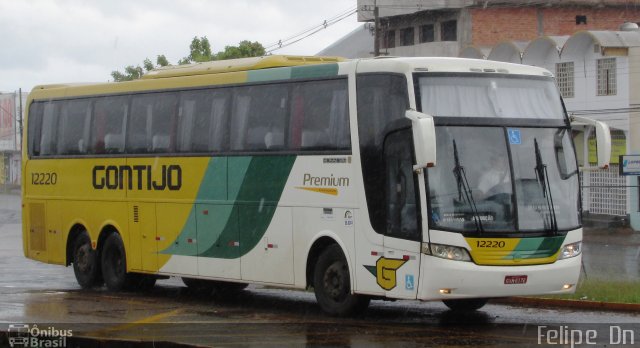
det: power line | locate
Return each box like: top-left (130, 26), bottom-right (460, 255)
top-left (265, 7), bottom-right (357, 53)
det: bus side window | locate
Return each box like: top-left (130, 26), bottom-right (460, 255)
top-left (178, 89), bottom-right (229, 153)
top-left (231, 85), bottom-right (288, 152)
top-left (40, 102), bottom-right (60, 156)
top-left (92, 96), bottom-right (128, 154)
top-left (293, 79), bottom-right (350, 151)
top-left (27, 102), bottom-right (43, 157)
top-left (57, 100), bottom-right (92, 155)
top-left (128, 92), bottom-right (178, 154)
top-left (384, 129), bottom-right (419, 240)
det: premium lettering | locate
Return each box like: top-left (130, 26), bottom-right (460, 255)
top-left (92, 165), bottom-right (182, 191)
top-left (303, 173), bottom-right (349, 187)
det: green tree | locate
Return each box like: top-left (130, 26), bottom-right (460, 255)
top-left (215, 40), bottom-right (265, 60)
top-left (111, 37), bottom-right (265, 81)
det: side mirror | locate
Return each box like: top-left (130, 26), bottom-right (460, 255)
top-left (570, 115), bottom-right (612, 170)
top-left (405, 110), bottom-right (437, 171)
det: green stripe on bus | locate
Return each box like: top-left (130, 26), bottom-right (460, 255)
top-left (247, 68), bottom-right (292, 82)
top-left (505, 236), bottom-right (565, 260)
top-left (291, 64), bottom-right (339, 80)
top-left (163, 155), bottom-right (296, 259)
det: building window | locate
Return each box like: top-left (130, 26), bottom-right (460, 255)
top-left (383, 29), bottom-right (396, 49)
top-left (597, 58), bottom-right (617, 96)
top-left (441, 20), bottom-right (457, 41)
top-left (420, 24), bottom-right (435, 43)
top-left (556, 62), bottom-right (574, 98)
top-left (399, 27), bottom-right (414, 46)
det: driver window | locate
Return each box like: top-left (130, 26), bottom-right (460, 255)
top-left (384, 129), bottom-right (420, 240)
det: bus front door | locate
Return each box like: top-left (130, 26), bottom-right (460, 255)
top-left (382, 129), bottom-right (421, 299)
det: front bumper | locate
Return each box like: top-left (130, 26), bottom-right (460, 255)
top-left (417, 253), bottom-right (581, 300)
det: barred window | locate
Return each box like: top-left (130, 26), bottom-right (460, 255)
top-left (420, 24), bottom-right (434, 43)
top-left (555, 62), bottom-right (574, 98)
top-left (384, 29), bottom-right (395, 49)
top-left (597, 58), bottom-right (616, 96)
top-left (399, 27), bottom-right (414, 46)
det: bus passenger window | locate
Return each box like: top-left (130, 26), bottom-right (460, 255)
top-left (231, 85), bottom-right (288, 152)
top-left (291, 79), bottom-right (350, 151)
top-left (91, 96), bottom-right (128, 154)
top-left (128, 92), bottom-right (178, 154)
top-left (40, 102), bottom-right (60, 156)
top-left (178, 89), bottom-right (229, 153)
top-left (27, 102), bottom-right (43, 157)
top-left (57, 100), bottom-right (91, 155)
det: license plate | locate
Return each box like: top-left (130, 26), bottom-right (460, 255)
top-left (504, 275), bottom-right (528, 284)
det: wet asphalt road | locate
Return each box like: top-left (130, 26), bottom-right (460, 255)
top-left (1, 194), bottom-right (639, 347)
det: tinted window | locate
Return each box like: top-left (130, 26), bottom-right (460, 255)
top-left (357, 74), bottom-right (409, 234)
top-left (177, 89), bottom-right (229, 153)
top-left (231, 85), bottom-right (288, 151)
top-left (40, 102), bottom-right (61, 156)
top-left (92, 96), bottom-right (129, 154)
top-left (27, 102), bottom-right (43, 157)
top-left (290, 79), bottom-right (350, 151)
top-left (127, 92), bottom-right (178, 153)
top-left (385, 129), bottom-right (419, 240)
top-left (57, 100), bottom-right (92, 155)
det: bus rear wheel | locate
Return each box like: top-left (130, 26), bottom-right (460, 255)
top-left (442, 298), bottom-right (488, 311)
top-left (72, 232), bottom-right (102, 289)
top-left (101, 233), bottom-right (129, 291)
top-left (313, 245), bottom-right (369, 316)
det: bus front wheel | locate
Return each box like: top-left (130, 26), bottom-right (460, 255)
top-left (313, 244), bottom-right (369, 316)
top-left (72, 232), bottom-right (102, 289)
top-left (442, 298), bottom-right (488, 311)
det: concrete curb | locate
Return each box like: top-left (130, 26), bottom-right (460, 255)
top-left (496, 297), bottom-right (640, 312)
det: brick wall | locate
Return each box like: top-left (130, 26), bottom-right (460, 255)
top-left (470, 7), bottom-right (640, 46)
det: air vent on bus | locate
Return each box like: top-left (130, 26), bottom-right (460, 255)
top-left (133, 206), bottom-right (139, 223)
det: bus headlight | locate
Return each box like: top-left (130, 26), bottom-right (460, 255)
top-left (558, 241), bottom-right (582, 260)
top-left (422, 243), bottom-right (471, 262)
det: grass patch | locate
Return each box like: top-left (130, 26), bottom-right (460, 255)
top-left (541, 278), bottom-right (640, 304)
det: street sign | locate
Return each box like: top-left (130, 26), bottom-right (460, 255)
top-left (619, 155), bottom-right (640, 176)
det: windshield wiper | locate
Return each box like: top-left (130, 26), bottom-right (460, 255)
top-left (452, 140), bottom-right (484, 234)
top-left (534, 138), bottom-right (558, 234)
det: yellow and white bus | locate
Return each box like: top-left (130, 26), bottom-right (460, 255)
top-left (22, 55), bottom-right (610, 315)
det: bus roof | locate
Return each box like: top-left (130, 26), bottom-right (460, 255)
top-left (356, 56), bottom-right (554, 77)
top-left (142, 55), bottom-right (345, 79)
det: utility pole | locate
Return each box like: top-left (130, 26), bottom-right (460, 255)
top-left (374, 0), bottom-right (380, 57)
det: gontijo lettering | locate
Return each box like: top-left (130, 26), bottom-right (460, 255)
top-left (92, 165), bottom-right (182, 190)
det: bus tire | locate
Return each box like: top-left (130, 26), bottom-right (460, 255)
top-left (72, 232), bottom-right (102, 289)
top-left (313, 244), bottom-right (369, 316)
top-left (442, 298), bottom-right (488, 311)
top-left (101, 233), bottom-right (129, 291)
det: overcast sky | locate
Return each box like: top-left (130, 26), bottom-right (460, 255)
top-left (0, 0), bottom-right (362, 92)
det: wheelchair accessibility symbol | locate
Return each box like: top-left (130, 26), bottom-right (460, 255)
top-left (405, 274), bottom-right (414, 290)
top-left (507, 128), bottom-right (521, 145)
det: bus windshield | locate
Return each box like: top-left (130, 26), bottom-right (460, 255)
top-left (418, 74), bottom-right (564, 119)
top-left (426, 126), bottom-right (579, 234)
